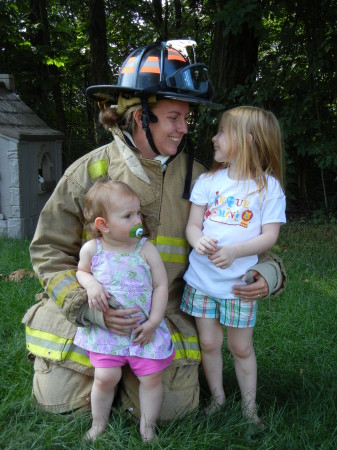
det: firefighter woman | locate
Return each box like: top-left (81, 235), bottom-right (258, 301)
top-left (23, 40), bottom-right (286, 422)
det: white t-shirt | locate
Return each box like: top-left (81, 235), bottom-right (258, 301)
top-left (184, 168), bottom-right (286, 298)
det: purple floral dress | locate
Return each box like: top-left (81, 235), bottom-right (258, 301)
top-left (74, 238), bottom-right (174, 359)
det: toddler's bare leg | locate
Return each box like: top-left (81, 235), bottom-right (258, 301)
top-left (85, 366), bottom-right (122, 441)
top-left (138, 371), bottom-right (163, 442)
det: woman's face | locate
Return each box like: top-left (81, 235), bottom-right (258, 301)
top-left (149, 100), bottom-right (190, 156)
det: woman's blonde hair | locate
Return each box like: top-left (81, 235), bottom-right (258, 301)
top-left (211, 106), bottom-right (284, 190)
top-left (83, 179), bottom-right (139, 238)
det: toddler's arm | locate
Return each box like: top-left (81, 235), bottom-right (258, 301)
top-left (186, 203), bottom-right (218, 255)
top-left (132, 241), bottom-right (169, 346)
top-left (76, 240), bottom-right (110, 312)
top-left (209, 223), bottom-right (281, 269)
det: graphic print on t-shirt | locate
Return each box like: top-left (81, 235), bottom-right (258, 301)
top-left (205, 190), bottom-right (254, 228)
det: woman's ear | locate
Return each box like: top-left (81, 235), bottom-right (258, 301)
top-left (95, 217), bottom-right (109, 233)
top-left (133, 108), bottom-right (143, 127)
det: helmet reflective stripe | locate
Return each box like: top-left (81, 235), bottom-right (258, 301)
top-left (140, 56), bottom-right (160, 74)
top-left (168, 49), bottom-right (186, 62)
top-left (120, 56), bottom-right (136, 74)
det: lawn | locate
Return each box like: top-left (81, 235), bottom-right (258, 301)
top-left (0, 222), bottom-right (336, 449)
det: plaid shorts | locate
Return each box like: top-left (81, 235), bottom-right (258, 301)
top-left (180, 284), bottom-right (257, 328)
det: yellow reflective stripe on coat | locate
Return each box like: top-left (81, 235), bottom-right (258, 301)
top-left (66, 344), bottom-right (92, 367)
top-left (25, 327), bottom-right (92, 367)
top-left (155, 235), bottom-right (190, 264)
top-left (88, 159), bottom-right (108, 180)
top-left (171, 333), bottom-right (201, 361)
top-left (46, 270), bottom-right (81, 307)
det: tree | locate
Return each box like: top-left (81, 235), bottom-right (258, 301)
top-left (1, 0), bottom-right (336, 214)
top-left (255, 0), bottom-right (337, 212)
top-left (209, 0), bottom-right (262, 95)
top-left (28, 0), bottom-right (67, 135)
top-left (87, 0), bottom-right (110, 146)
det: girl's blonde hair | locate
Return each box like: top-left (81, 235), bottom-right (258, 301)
top-left (211, 106), bottom-right (284, 190)
top-left (83, 179), bottom-right (139, 238)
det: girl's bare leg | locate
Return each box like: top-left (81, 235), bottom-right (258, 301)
top-left (226, 326), bottom-right (260, 423)
top-left (138, 371), bottom-right (163, 442)
top-left (195, 317), bottom-right (226, 408)
top-left (85, 366), bottom-right (122, 441)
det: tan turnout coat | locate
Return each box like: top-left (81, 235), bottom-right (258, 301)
top-left (23, 125), bottom-right (205, 419)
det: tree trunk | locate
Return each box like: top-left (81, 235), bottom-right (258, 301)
top-left (210, 23), bottom-right (259, 93)
top-left (209, 1), bottom-right (261, 95)
top-left (196, 0), bottom-right (262, 162)
top-left (29, 0), bottom-right (67, 136)
top-left (88, 0), bottom-right (110, 85)
top-left (88, 0), bottom-right (110, 147)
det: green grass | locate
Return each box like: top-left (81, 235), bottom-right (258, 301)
top-left (1, 223), bottom-right (337, 449)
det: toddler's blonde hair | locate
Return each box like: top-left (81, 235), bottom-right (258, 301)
top-left (83, 179), bottom-right (139, 238)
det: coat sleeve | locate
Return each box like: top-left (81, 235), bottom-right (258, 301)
top-left (30, 174), bottom-right (95, 324)
top-left (245, 251), bottom-right (287, 298)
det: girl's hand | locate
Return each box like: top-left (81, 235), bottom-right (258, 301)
top-left (87, 281), bottom-right (110, 312)
top-left (132, 320), bottom-right (157, 346)
top-left (208, 245), bottom-right (236, 269)
top-left (194, 236), bottom-right (218, 255)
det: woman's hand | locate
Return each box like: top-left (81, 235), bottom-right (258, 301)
top-left (103, 307), bottom-right (141, 335)
top-left (231, 270), bottom-right (268, 301)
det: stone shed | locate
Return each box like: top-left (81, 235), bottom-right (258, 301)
top-left (0, 74), bottom-right (63, 238)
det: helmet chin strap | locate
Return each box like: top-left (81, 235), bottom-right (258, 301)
top-left (140, 97), bottom-right (160, 155)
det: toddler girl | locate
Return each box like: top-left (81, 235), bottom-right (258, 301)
top-left (74, 179), bottom-right (174, 442)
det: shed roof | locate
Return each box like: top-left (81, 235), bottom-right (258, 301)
top-left (0, 84), bottom-right (64, 141)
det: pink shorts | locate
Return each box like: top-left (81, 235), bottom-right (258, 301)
top-left (87, 351), bottom-right (175, 377)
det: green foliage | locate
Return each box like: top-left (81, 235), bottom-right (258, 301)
top-left (0, 0), bottom-right (336, 213)
top-left (192, 0), bottom-right (337, 214)
top-left (213, 0), bottom-right (263, 37)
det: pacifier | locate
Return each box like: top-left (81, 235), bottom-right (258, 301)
top-left (129, 224), bottom-right (143, 238)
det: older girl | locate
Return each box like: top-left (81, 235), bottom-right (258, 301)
top-left (181, 106), bottom-right (286, 427)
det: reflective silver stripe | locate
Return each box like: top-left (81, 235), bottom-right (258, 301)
top-left (156, 244), bottom-right (189, 256)
top-left (51, 275), bottom-right (78, 300)
top-left (26, 333), bottom-right (72, 353)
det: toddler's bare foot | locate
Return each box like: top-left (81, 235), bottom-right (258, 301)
top-left (84, 423), bottom-right (107, 441)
